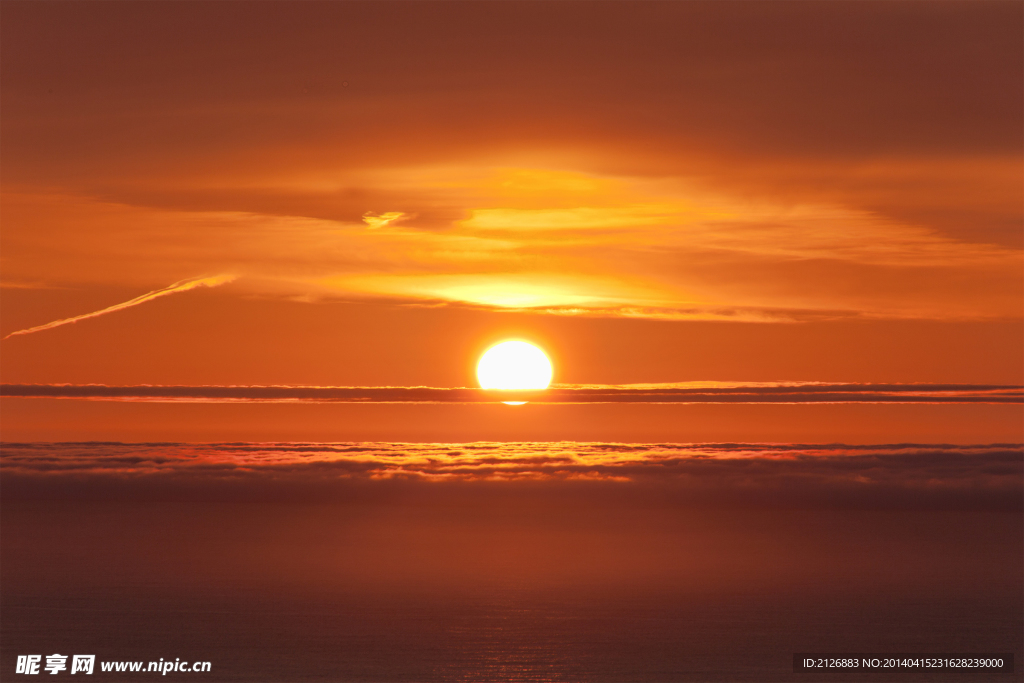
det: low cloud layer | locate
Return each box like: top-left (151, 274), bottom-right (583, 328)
top-left (1, 442), bottom-right (1020, 511)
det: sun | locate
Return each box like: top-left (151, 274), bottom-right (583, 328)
top-left (476, 341), bottom-right (553, 398)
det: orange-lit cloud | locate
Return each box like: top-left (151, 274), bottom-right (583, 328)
top-left (2, 275), bottom-right (235, 340)
top-left (3, 167), bottom-right (1019, 324)
top-left (1, 2), bottom-right (1020, 330)
top-left (362, 211), bottom-right (408, 229)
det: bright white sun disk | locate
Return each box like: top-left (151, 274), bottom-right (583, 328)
top-left (476, 341), bottom-right (553, 392)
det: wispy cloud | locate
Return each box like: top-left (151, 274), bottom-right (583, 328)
top-left (3, 4), bottom-right (1020, 324)
top-left (4, 160), bottom-right (1020, 324)
top-left (2, 275), bottom-right (236, 340)
top-left (2, 382), bottom-right (1019, 404)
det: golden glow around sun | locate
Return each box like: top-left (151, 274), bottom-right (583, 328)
top-left (476, 341), bottom-right (553, 397)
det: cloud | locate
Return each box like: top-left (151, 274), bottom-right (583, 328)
top-left (362, 211), bottom-right (408, 229)
top-left (1, 4), bottom-right (1020, 322)
top-left (1, 442), bottom-right (1020, 511)
top-left (2, 382), bottom-right (1019, 404)
top-left (2, 275), bottom-right (236, 340)
top-left (3, 170), bottom-right (1019, 324)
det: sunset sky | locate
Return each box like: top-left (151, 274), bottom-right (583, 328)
top-left (2, 5), bottom-right (1022, 681)
top-left (2, 1), bottom-right (1021, 442)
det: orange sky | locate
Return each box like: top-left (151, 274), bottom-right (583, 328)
top-left (1, 1), bottom-right (1021, 441)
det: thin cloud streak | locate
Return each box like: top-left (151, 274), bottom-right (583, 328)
top-left (2, 382), bottom-right (1020, 404)
top-left (2, 275), bottom-right (236, 340)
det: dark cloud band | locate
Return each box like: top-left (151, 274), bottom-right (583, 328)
top-left (1, 383), bottom-right (1020, 404)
